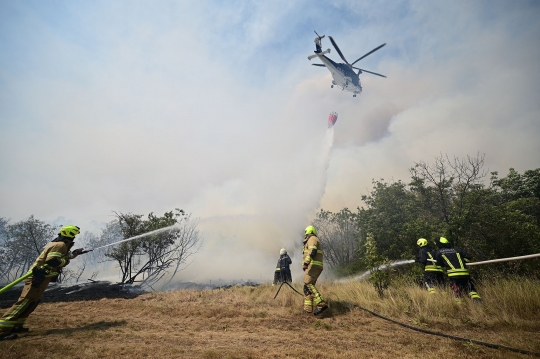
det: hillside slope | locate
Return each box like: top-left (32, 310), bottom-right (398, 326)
top-left (0, 281), bottom-right (538, 358)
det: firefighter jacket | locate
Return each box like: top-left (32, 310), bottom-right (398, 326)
top-left (276, 254), bottom-right (292, 271)
top-left (30, 238), bottom-right (73, 278)
top-left (416, 246), bottom-right (443, 272)
top-left (435, 247), bottom-right (471, 277)
top-left (303, 234), bottom-right (323, 269)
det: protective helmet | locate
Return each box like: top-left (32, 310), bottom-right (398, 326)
top-left (436, 236), bottom-right (451, 248)
top-left (59, 225), bottom-right (80, 239)
top-left (305, 225), bottom-right (317, 236)
top-left (280, 248), bottom-right (287, 255)
top-left (417, 238), bottom-right (428, 247)
top-left (439, 237), bottom-right (449, 244)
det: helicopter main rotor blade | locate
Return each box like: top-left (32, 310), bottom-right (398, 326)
top-left (312, 64), bottom-right (326, 67)
top-left (352, 67), bottom-right (387, 78)
top-left (351, 43), bottom-right (386, 66)
top-left (328, 36), bottom-right (350, 65)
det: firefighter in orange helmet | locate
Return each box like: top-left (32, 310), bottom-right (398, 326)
top-left (302, 225), bottom-right (328, 315)
top-left (0, 225), bottom-right (85, 340)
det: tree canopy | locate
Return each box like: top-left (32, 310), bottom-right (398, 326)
top-left (317, 155), bottom-right (540, 277)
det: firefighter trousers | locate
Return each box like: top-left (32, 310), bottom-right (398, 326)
top-left (423, 271), bottom-right (445, 294)
top-left (303, 266), bottom-right (326, 313)
top-left (0, 277), bottom-right (51, 334)
top-left (449, 276), bottom-right (481, 302)
top-left (273, 269), bottom-right (292, 285)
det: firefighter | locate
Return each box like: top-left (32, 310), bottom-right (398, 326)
top-left (302, 225), bottom-right (328, 315)
top-left (0, 225), bottom-right (85, 340)
top-left (273, 248), bottom-right (292, 285)
top-left (434, 237), bottom-right (482, 303)
top-left (415, 238), bottom-right (445, 294)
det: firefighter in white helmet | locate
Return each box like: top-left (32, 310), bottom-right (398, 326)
top-left (302, 225), bottom-right (328, 315)
top-left (273, 248), bottom-right (292, 285)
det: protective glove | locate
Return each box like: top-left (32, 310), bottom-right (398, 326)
top-left (70, 248), bottom-right (84, 259)
top-left (31, 266), bottom-right (47, 287)
top-left (302, 263), bottom-right (309, 271)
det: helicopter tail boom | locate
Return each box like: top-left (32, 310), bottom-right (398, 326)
top-left (308, 48), bottom-right (331, 60)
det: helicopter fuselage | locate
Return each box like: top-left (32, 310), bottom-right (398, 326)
top-left (313, 52), bottom-right (362, 95)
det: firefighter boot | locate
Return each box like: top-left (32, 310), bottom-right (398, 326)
top-left (303, 299), bottom-right (313, 313)
top-left (11, 326), bottom-right (29, 333)
top-left (469, 291), bottom-right (482, 303)
top-left (0, 333), bottom-right (18, 341)
top-left (313, 305), bottom-right (328, 316)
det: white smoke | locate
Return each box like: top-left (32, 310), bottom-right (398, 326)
top-left (176, 127), bottom-right (336, 285)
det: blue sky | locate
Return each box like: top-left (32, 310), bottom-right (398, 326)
top-left (1, 1), bottom-right (539, 280)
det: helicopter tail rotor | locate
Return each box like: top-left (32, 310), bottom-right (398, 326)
top-left (314, 30), bottom-right (325, 41)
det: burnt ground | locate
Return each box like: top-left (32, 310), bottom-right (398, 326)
top-left (0, 281), bottom-right (146, 308)
top-left (0, 280), bottom-right (261, 309)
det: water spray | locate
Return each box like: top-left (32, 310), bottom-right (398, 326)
top-left (0, 225), bottom-right (182, 295)
top-left (337, 259), bottom-right (415, 283)
top-left (90, 224), bottom-right (179, 251)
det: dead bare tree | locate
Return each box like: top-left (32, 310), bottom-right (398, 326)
top-left (313, 208), bottom-right (360, 268)
top-left (103, 210), bottom-right (202, 287)
top-left (0, 216), bottom-right (57, 284)
top-left (58, 261), bottom-right (86, 284)
top-left (410, 153), bottom-right (487, 247)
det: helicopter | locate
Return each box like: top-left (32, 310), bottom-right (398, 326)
top-left (308, 31), bottom-right (386, 97)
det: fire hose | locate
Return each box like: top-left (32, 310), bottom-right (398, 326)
top-left (426, 252), bottom-right (540, 266)
top-left (274, 281), bottom-right (540, 356)
top-left (0, 250), bottom-right (92, 296)
top-left (353, 304), bottom-right (540, 357)
top-left (273, 281), bottom-right (304, 299)
top-left (273, 280), bottom-right (540, 356)
top-left (0, 271), bottom-right (33, 295)
top-left (0, 227), bottom-right (173, 296)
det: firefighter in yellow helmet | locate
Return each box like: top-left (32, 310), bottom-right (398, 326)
top-left (302, 225), bottom-right (328, 315)
top-left (434, 237), bottom-right (482, 304)
top-left (0, 225), bottom-right (86, 340)
top-left (415, 238), bottom-right (445, 294)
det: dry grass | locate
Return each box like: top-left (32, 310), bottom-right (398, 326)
top-left (1, 280), bottom-right (539, 359)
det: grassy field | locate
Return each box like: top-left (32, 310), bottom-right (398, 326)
top-left (1, 279), bottom-right (539, 358)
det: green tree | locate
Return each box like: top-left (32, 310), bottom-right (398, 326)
top-left (351, 156), bottom-right (540, 278)
top-left (410, 153), bottom-right (487, 248)
top-left (364, 233), bottom-right (392, 297)
top-left (357, 180), bottom-right (424, 260)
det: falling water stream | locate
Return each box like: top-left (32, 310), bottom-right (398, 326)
top-left (336, 259), bottom-right (415, 283)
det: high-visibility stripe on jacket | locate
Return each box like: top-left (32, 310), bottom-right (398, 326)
top-left (31, 241), bottom-right (72, 277)
top-left (276, 254), bottom-right (292, 271)
top-left (417, 246), bottom-right (443, 272)
top-left (436, 248), bottom-right (471, 277)
top-left (303, 235), bottom-right (323, 268)
top-left (425, 252), bottom-right (443, 272)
